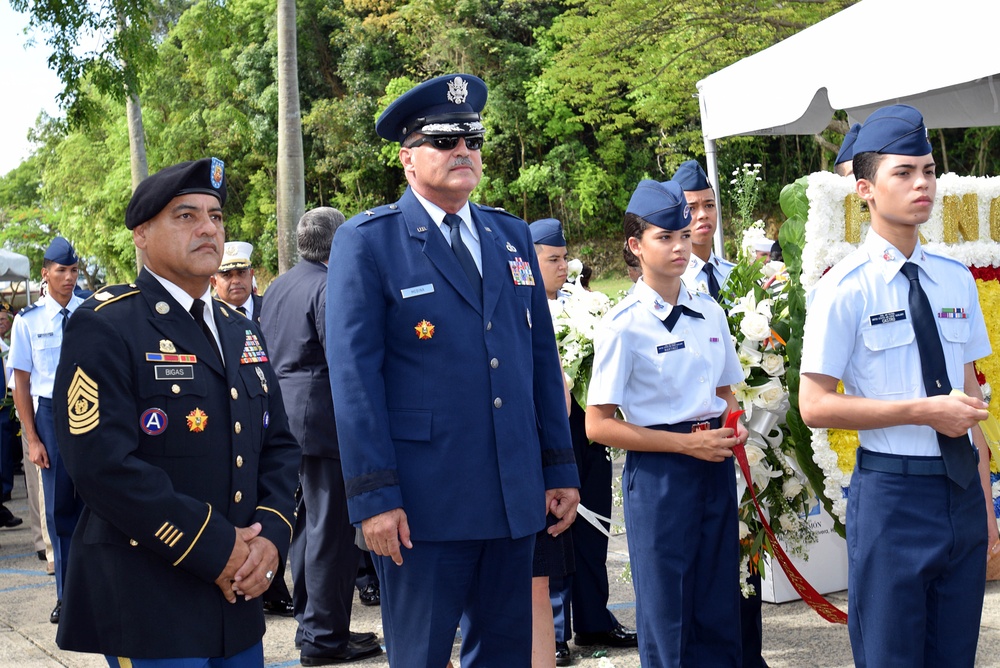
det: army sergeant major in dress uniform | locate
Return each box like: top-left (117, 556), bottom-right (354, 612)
top-left (52, 158), bottom-right (300, 668)
top-left (328, 73), bottom-right (580, 667)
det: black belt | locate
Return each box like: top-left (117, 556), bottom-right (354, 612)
top-left (857, 449), bottom-right (946, 476)
top-left (648, 417), bottom-right (721, 434)
top-left (38, 397), bottom-right (52, 408)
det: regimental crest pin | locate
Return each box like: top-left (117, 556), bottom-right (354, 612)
top-left (415, 320), bottom-right (435, 340)
top-left (447, 76), bottom-right (469, 104)
top-left (67, 367), bottom-right (99, 435)
top-left (186, 408), bottom-right (208, 433)
top-left (159, 339), bottom-right (177, 353)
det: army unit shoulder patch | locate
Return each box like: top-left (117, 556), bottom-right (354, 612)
top-left (67, 367), bottom-right (100, 435)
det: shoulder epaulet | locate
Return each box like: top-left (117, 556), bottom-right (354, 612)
top-left (16, 302), bottom-right (41, 317)
top-left (921, 245), bottom-right (970, 271)
top-left (475, 202), bottom-right (522, 221)
top-left (820, 248), bottom-right (868, 286)
top-left (91, 283), bottom-right (141, 311)
top-left (352, 204), bottom-right (402, 226)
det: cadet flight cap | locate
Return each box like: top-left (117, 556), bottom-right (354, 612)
top-left (626, 180), bottom-right (693, 232)
top-left (853, 104), bottom-right (933, 157)
top-left (125, 157), bottom-right (227, 230)
top-left (376, 74), bottom-right (488, 143)
top-left (44, 237), bottom-right (78, 266)
top-left (835, 123), bottom-right (861, 166)
top-left (529, 218), bottom-right (566, 247)
top-left (671, 160), bottom-right (713, 192)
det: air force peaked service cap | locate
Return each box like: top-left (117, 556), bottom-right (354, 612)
top-left (44, 237), bottom-right (78, 266)
top-left (125, 158), bottom-right (227, 230)
top-left (835, 123), bottom-right (861, 166)
top-left (376, 74), bottom-right (488, 143)
top-left (626, 180), bottom-right (692, 231)
top-left (853, 105), bottom-right (932, 157)
top-left (671, 159), bottom-right (712, 192)
top-left (530, 218), bottom-right (566, 247)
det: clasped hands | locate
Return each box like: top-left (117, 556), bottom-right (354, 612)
top-left (214, 522), bottom-right (279, 603)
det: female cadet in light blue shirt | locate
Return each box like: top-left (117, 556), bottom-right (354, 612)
top-left (586, 179), bottom-right (746, 667)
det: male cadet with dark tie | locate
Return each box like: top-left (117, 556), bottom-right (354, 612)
top-left (327, 73), bottom-right (580, 667)
top-left (8, 236), bottom-right (85, 624)
top-left (260, 207), bottom-right (382, 665)
top-left (531, 218), bottom-right (637, 668)
top-left (675, 160), bottom-right (734, 300)
top-left (800, 105), bottom-right (996, 668)
top-left (834, 122), bottom-right (861, 177)
top-left (51, 158), bottom-right (299, 668)
top-left (213, 241), bottom-right (262, 326)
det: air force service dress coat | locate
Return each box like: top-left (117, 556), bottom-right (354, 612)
top-left (327, 187), bottom-right (578, 541)
top-left (52, 268), bottom-right (300, 659)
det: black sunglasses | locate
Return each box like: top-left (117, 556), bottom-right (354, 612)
top-left (405, 135), bottom-right (485, 151)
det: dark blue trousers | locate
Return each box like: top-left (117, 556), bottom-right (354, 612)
top-left (847, 459), bottom-right (986, 667)
top-left (105, 640), bottom-right (263, 667)
top-left (290, 454), bottom-right (357, 655)
top-left (375, 535), bottom-right (534, 667)
top-left (36, 398), bottom-right (82, 600)
top-left (623, 449), bottom-right (741, 668)
top-left (0, 406), bottom-right (16, 498)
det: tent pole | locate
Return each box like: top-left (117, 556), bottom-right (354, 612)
top-left (703, 136), bottom-right (724, 259)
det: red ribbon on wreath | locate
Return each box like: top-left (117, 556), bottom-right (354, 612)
top-left (727, 410), bottom-right (848, 625)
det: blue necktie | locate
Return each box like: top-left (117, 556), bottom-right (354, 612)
top-left (900, 262), bottom-right (977, 488)
top-left (60, 307), bottom-right (70, 333)
top-left (443, 214), bottom-right (482, 298)
top-left (662, 304), bottom-right (705, 332)
top-left (701, 264), bottom-right (721, 301)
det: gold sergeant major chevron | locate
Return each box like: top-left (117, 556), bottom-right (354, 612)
top-left (67, 366), bottom-right (100, 435)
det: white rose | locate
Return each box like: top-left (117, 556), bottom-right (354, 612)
top-left (782, 477), bottom-right (804, 499)
top-left (738, 520), bottom-right (751, 540)
top-left (743, 444), bottom-right (766, 467)
top-left (760, 353), bottom-right (785, 377)
top-left (740, 312), bottom-right (771, 341)
top-left (752, 379), bottom-right (786, 411)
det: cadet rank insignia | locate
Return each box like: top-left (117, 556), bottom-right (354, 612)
top-left (67, 367), bottom-right (99, 435)
top-left (240, 330), bottom-right (268, 364)
top-left (415, 320), bottom-right (435, 340)
top-left (508, 257), bottom-right (535, 286)
top-left (186, 408), bottom-right (208, 432)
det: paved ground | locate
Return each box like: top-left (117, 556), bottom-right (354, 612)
top-left (4, 467), bottom-right (1000, 667)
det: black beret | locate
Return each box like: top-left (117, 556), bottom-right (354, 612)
top-left (126, 158), bottom-right (227, 230)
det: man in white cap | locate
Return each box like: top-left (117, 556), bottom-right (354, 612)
top-left (213, 241), bottom-right (261, 325)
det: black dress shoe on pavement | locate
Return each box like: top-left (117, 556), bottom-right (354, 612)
top-left (574, 622), bottom-right (638, 648)
top-left (0, 506), bottom-right (22, 528)
top-left (50, 600), bottom-right (61, 624)
top-left (555, 640), bottom-right (574, 666)
top-left (298, 632), bottom-right (376, 650)
top-left (36, 550), bottom-right (46, 561)
top-left (300, 640), bottom-right (383, 665)
top-left (358, 582), bottom-right (380, 606)
top-left (262, 599), bottom-right (295, 616)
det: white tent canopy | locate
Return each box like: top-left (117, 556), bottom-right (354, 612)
top-left (695, 0), bottom-right (1000, 252)
top-left (0, 248), bottom-right (33, 306)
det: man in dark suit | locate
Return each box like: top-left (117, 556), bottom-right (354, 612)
top-left (328, 73), bottom-right (580, 667)
top-left (52, 158), bottom-right (299, 667)
top-left (213, 241), bottom-right (262, 326)
top-left (260, 207), bottom-right (381, 665)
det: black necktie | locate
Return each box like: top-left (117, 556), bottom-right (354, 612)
top-left (60, 307), bottom-right (70, 334)
top-left (443, 214), bottom-right (482, 297)
top-left (190, 300), bottom-right (223, 365)
top-left (236, 306), bottom-right (247, 316)
top-left (662, 304), bottom-right (705, 332)
top-left (899, 262), bottom-right (977, 488)
top-left (701, 264), bottom-right (721, 301)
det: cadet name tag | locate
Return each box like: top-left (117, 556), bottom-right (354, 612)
top-left (657, 341), bottom-right (685, 354)
top-left (401, 284), bottom-right (435, 299)
top-left (155, 365), bottom-right (194, 381)
top-left (869, 310), bottom-right (906, 326)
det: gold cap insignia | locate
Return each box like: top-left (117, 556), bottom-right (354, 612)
top-left (67, 367), bottom-right (99, 435)
top-left (159, 340), bottom-right (177, 353)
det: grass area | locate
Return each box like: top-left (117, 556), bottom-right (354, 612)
top-left (591, 274), bottom-right (633, 299)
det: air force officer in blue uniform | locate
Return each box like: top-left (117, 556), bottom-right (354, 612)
top-left (327, 73), bottom-right (580, 667)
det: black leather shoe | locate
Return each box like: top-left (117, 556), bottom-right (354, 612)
top-left (298, 632), bottom-right (376, 650)
top-left (574, 622), bottom-right (638, 648)
top-left (300, 640), bottom-right (383, 665)
top-left (555, 640), bottom-right (574, 666)
top-left (50, 600), bottom-right (61, 624)
top-left (37, 550), bottom-right (47, 561)
top-left (262, 599), bottom-right (294, 616)
top-left (358, 582), bottom-right (380, 606)
top-left (0, 506), bottom-right (22, 528)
